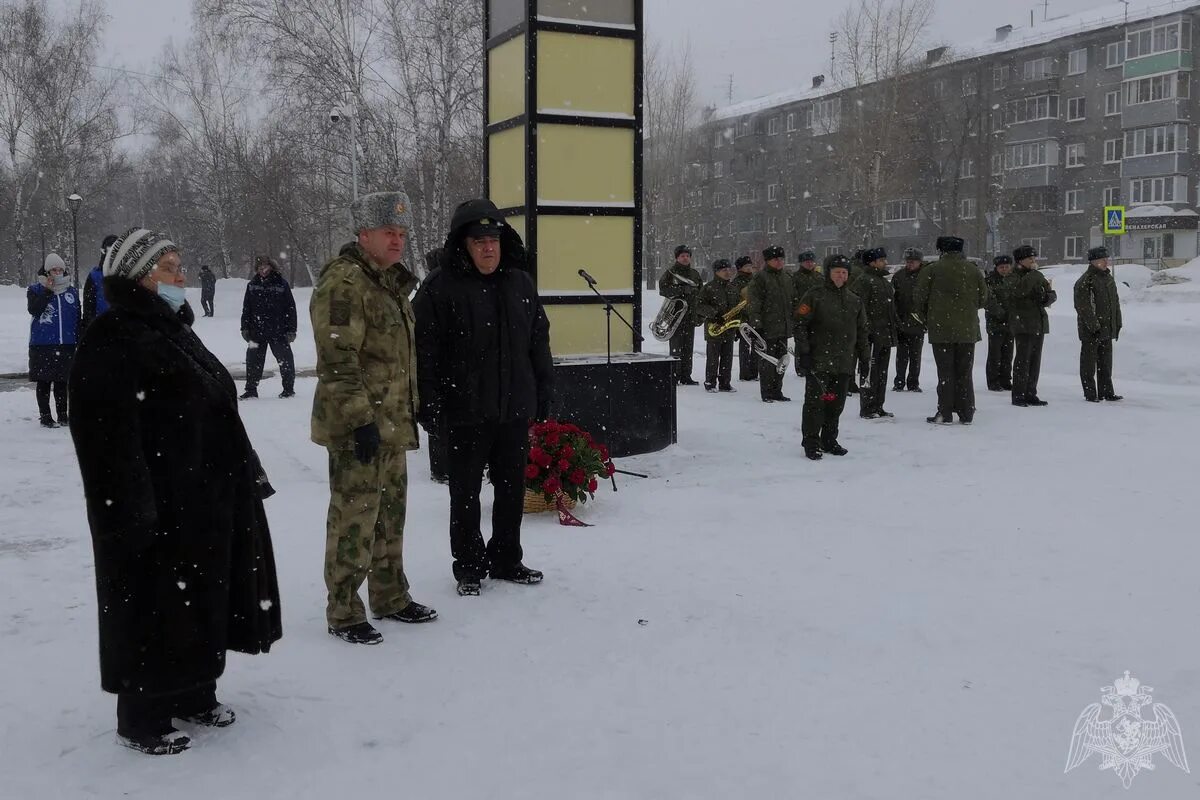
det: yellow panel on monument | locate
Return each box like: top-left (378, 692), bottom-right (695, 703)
top-left (487, 35), bottom-right (525, 124)
top-left (536, 126), bottom-right (635, 206)
top-left (536, 33), bottom-right (635, 116)
top-left (545, 305), bottom-right (634, 354)
top-left (537, 216), bottom-right (633, 293)
top-left (487, 128), bottom-right (525, 210)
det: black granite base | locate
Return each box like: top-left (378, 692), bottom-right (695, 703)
top-left (551, 354), bottom-right (677, 457)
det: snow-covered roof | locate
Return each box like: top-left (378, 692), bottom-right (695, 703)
top-left (708, 0), bottom-right (1200, 123)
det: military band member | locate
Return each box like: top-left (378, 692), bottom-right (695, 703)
top-left (850, 247), bottom-right (897, 418)
top-left (1009, 245), bottom-right (1056, 407)
top-left (891, 248), bottom-right (926, 392)
top-left (1073, 246), bottom-right (1123, 403)
top-left (731, 255), bottom-right (758, 381)
top-left (658, 245), bottom-right (703, 386)
top-left (746, 245), bottom-right (797, 403)
top-left (984, 255), bottom-right (1016, 392)
top-left (695, 259), bottom-right (742, 392)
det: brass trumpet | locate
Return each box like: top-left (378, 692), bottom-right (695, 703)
top-left (705, 299), bottom-right (748, 338)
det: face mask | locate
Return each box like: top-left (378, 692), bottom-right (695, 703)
top-left (157, 282), bottom-right (187, 311)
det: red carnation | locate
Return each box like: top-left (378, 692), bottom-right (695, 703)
top-left (568, 468), bottom-right (586, 486)
top-left (822, 392), bottom-right (837, 403)
top-left (604, 462), bottom-right (616, 477)
top-left (545, 432), bottom-right (560, 446)
top-left (543, 476), bottom-right (561, 494)
top-left (560, 444), bottom-right (574, 459)
top-left (524, 463), bottom-right (540, 479)
top-left (597, 444), bottom-right (609, 461)
top-left (557, 458), bottom-right (570, 472)
top-left (530, 447), bottom-right (552, 468)
top-left (587, 477), bottom-right (599, 492)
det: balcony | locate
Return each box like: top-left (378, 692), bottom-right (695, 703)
top-left (1124, 50), bottom-right (1193, 79)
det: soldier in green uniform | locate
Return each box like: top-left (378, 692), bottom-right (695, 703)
top-left (891, 248), bottom-right (926, 392)
top-left (845, 249), bottom-right (867, 394)
top-left (984, 255), bottom-right (1016, 391)
top-left (850, 247), bottom-right (897, 418)
top-left (311, 191), bottom-right (437, 646)
top-left (1008, 245), bottom-right (1057, 407)
top-left (731, 255), bottom-right (758, 381)
top-left (794, 254), bottom-right (869, 460)
top-left (1074, 246), bottom-right (1124, 402)
top-left (746, 245), bottom-right (798, 403)
top-left (695, 259), bottom-right (742, 392)
top-left (913, 236), bottom-right (988, 424)
top-left (658, 245), bottom-right (703, 385)
top-left (791, 250), bottom-right (822, 358)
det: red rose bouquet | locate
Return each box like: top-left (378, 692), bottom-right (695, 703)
top-left (525, 420), bottom-right (615, 504)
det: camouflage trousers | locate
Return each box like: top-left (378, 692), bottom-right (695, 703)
top-left (324, 448), bottom-right (412, 628)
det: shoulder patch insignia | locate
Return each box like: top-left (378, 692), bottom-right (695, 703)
top-left (329, 294), bottom-right (352, 326)
top-left (797, 303), bottom-right (811, 316)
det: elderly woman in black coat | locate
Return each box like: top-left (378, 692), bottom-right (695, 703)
top-left (68, 228), bottom-right (282, 756)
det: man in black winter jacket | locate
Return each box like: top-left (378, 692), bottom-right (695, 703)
top-left (240, 256), bottom-right (298, 399)
top-left (413, 199), bottom-right (554, 597)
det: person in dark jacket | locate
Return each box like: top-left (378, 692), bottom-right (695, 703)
top-left (694, 259), bottom-right (741, 392)
top-left (28, 253), bottom-right (80, 427)
top-left (794, 255), bottom-right (869, 460)
top-left (849, 247), bottom-right (897, 418)
top-left (240, 255), bottom-right (298, 399)
top-left (198, 264), bottom-right (217, 317)
top-left (658, 245), bottom-right (703, 385)
top-left (1008, 245), bottom-right (1057, 407)
top-left (731, 255), bottom-right (758, 381)
top-left (68, 227), bottom-right (281, 756)
top-left (913, 236), bottom-right (988, 424)
top-left (984, 255), bottom-right (1016, 391)
top-left (891, 248), bottom-right (926, 392)
top-left (81, 234), bottom-right (118, 332)
top-left (746, 245), bottom-right (797, 403)
top-left (1074, 246), bottom-right (1123, 402)
top-left (414, 199), bottom-right (554, 598)
top-left (421, 247), bottom-right (450, 483)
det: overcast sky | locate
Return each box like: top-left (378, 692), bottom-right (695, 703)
top-left (98, 0), bottom-right (1107, 108)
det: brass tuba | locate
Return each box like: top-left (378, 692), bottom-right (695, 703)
top-left (651, 271), bottom-right (699, 341)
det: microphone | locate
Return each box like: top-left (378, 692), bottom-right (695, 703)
top-left (578, 269), bottom-right (597, 286)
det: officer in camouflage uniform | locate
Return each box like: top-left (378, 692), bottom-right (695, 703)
top-left (1008, 244), bottom-right (1056, 407)
top-left (658, 245), bottom-right (703, 385)
top-left (746, 245), bottom-right (797, 403)
top-left (984, 255), bottom-right (1016, 391)
top-left (695, 259), bottom-right (741, 392)
top-left (731, 256), bottom-right (758, 381)
top-left (849, 247), bottom-right (897, 418)
top-left (1073, 246), bottom-right (1124, 402)
top-left (891, 248), bottom-right (926, 392)
top-left (794, 254), bottom-right (869, 461)
top-left (311, 191), bottom-right (437, 646)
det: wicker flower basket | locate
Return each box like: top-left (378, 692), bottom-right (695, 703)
top-left (523, 489), bottom-right (576, 514)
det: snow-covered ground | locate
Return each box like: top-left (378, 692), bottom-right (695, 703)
top-left (1, 266), bottom-right (1199, 798)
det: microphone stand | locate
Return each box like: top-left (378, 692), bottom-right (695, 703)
top-left (579, 272), bottom-right (649, 488)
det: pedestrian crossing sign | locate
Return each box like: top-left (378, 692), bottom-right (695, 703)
top-left (1104, 206), bottom-right (1126, 235)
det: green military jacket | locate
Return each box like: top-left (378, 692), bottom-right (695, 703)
top-left (1074, 265), bottom-right (1122, 341)
top-left (1008, 267), bottom-right (1056, 336)
top-left (912, 252), bottom-right (988, 344)
top-left (849, 265), bottom-right (898, 346)
top-left (984, 270), bottom-right (1015, 336)
top-left (890, 264), bottom-right (926, 336)
top-left (791, 266), bottom-right (822, 305)
top-left (746, 265), bottom-right (798, 340)
top-left (731, 271), bottom-right (755, 300)
top-left (794, 279), bottom-right (870, 375)
top-left (310, 243), bottom-right (420, 452)
top-left (695, 277), bottom-right (744, 342)
top-left (658, 261), bottom-right (703, 324)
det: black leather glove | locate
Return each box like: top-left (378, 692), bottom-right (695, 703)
top-left (241, 329), bottom-right (252, 343)
top-left (352, 422), bottom-right (381, 465)
top-left (286, 332), bottom-right (297, 343)
top-left (794, 352), bottom-right (813, 377)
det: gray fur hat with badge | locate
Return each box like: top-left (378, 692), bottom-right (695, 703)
top-left (351, 191), bottom-right (414, 234)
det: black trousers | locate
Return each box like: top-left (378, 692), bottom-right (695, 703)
top-left (118, 681), bottom-right (216, 737)
top-left (738, 336), bottom-right (759, 380)
top-left (859, 342), bottom-right (891, 415)
top-left (986, 332), bottom-right (1014, 390)
top-left (669, 324), bottom-right (696, 382)
top-left (894, 331), bottom-right (924, 389)
top-left (35, 381), bottom-right (66, 418)
top-left (931, 343), bottom-right (976, 419)
top-left (801, 373), bottom-right (849, 448)
top-left (1012, 334), bottom-right (1044, 401)
top-left (758, 338), bottom-right (788, 399)
top-left (1080, 336), bottom-right (1115, 399)
top-left (201, 291), bottom-right (215, 316)
top-left (428, 426), bottom-right (449, 481)
top-left (447, 419), bottom-right (528, 581)
top-left (245, 338), bottom-right (295, 392)
top-left (705, 338), bottom-right (734, 389)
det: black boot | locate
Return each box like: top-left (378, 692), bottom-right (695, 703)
top-left (239, 387), bottom-right (258, 400)
top-left (804, 444), bottom-right (823, 460)
top-left (1101, 393), bottom-right (1124, 402)
top-left (376, 601), bottom-right (438, 623)
top-left (118, 729), bottom-right (191, 756)
top-left (39, 414), bottom-right (56, 428)
top-left (178, 704), bottom-right (236, 728)
top-left (821, 442), bottom-right (848, 456)
top-left (490, 563), bottom-right (544, 585)
top-left (328, 621), bottom-right (383, 645)
top-left (456, 578), bottom-right (481, 596)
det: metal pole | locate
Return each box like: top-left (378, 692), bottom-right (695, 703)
top-left (40, 223), bottom-right (46, 265)
top-left (71, 211), bottom-right (79, 287)
top-left (350, 112), bottom-right (360, 201)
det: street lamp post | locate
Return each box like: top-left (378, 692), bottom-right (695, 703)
top-left (67, 193), bottom-right (82, 286)
top-left (331, 104), bottom-right (359, 201)
top-left (39, 222), bottom-right (47, 265)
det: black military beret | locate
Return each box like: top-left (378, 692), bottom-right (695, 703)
top-left (735, 255), bottom-right (753, 268)
top-left (1012, 245), bottom-right (1038, 261)
top-left (762, 245), bottom-right (785, 261)
top-left (993, 255), bottom-right (1013, 267)
top-left (1087, 246), bottom-right (1109, 262)
top-left (936, 236), bottom-right (964, 253)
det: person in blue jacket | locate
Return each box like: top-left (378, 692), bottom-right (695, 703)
top-left (28, 253), bottom-right (81, 427)
top-left (239, 255), bottom-right (297, 399)
top-left (81, 234), bottom-right (119, 332)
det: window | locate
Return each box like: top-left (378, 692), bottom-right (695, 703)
top-left (714, 130), bottom-right (725, 148)
top-left (1020, 237), bottom-right (1045, 252)
top-left (1023, 57), bottom-right (1056, 81)
top-left (992, 110), bottom-right (1005, 132)
top-left (824, 245), bottom-right (843, 257)
top-left (786, 112), bottom-right (797, 132)
top-left (713, 161), bottom-right (724, 178)
top-left (1129, 176), bottom-right (1179, 204)
top-left (768, 116), bottom-right (781, 135)
top-left (962, 73), bottom-right (977, 96)
top-left (1126, 19), bottom-right (1191, 59)
top-left (992, 153), bottom-right (1004, 175)
top-left (803, 106), bottom-right (814, 129)
top-left (932, 80), bottom-right (944, 98)
top-left (1064, 236), bottom-right (1085, 259)
top-left (1066, 143), bottom-right (1086, 168)
top-left (1005, 140), bottom-right (1054, 169)
top-left (1105, 90), bottom-right (1121, 115)
top-left (1068, 49), bottom-right (1088, 75)
top-left (786, 217), bottom-right (795, 232)
top-left (1124, 72), bottom-right (1189, 105)
top-left (1106, 41), bottom-right (1126, 67)
top-left (750, 186), bottom-right (761, 202)
top-left (959, 158), bottom-right (975, 179)
top-left (738, 119), bottom-right (750, 138)
top-left (767, 217), bottom-right (778, 234)
top-left (1104, 186), bottom-right (1121, 207)
top-left (1006, 94), bottom-right (1059, 123)
top-left (968, 116), bottom-right (979, 137)
top-left (1064, 189), bottom-right (1082, 213)
top-left (813, 98), bottom-right (841, 134)
top-left (959, 198), bottom-right (977, 219)
top-left (882, 200), bottom-right (916, 221)
top-left (993, 66), bottom-right (1008, 89)
top-left (767, 183), bottom-right (780, 201)
top-left (1067, 96), bottom-right (1086, 121)
top-left (1104, 138), bottom-right (1123, 163)
top-left (713, 192), bottom-right (725, 208)
top-left (1124, 123), bottom-right (1188, 156)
